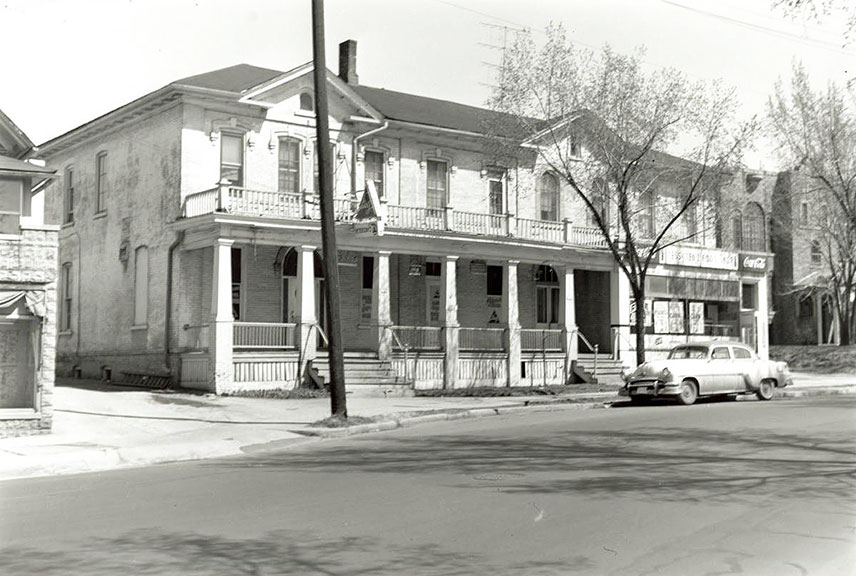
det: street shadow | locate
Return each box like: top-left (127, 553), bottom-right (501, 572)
top-left (0, 528), bottom-right (588, 575)
top-left (216, 411), bottom-right (856, 504)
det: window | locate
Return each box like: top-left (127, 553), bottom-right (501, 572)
top-left (685, 204), bottom-right (698, 238)
top-left (487, 169), bottom-right (505, 215)
top-left (639, 188), bottom-right (655, 238)
top-left (426, 160), bottom-right (447, 210)
top-left (220, 133), bottom-right (244, 186)
top-left (711, 347), bottom-right (731, 360)
top-left (61, 263), bottom-right (72, 332)
top-left (486, 265), bottom-right (503, 296)
top-left (538, 173), bottom-right (559, 221)
top-left (64, 167), bottom-right (74, 224)
top-left (731, 213), bottom-right (742, 250)
top-left (299, 92), bottom-right (314, 111)
top-left (133, 247), bottom-right (148, 326)
top-left (799, 202), bottom-right (809, 226)
top-left (0, 178), bottom-right (22, 234)
top-left (425, 261), bottom-right (441, 276)
top-left (811, 241), bottom-right (823, 266)
top-left (588, 178), bottom-right (609, 227)
top-left (96, 152), bottom-right (108, 213)
top-left (231, 247), bottom-right (242, 320)
top-left (535, 265), bottom-right (560, 325)
top-left (742, 202), bottom-right (765, 252)
top-left (364, 150), bottom-right (385, 197)
top-left (313, 142), bottom-right (336, 194)
top-left (362, 256), bottom-right (374, 289)
top-left (278, 137), bottom-right (301, 194)
top-left (732, 347), bottom-right (752, 359)
top-left (742, 283), bottom-right (755, 309)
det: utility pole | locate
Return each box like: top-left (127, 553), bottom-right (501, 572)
top-left (311, 0), bottom-right (347, 418)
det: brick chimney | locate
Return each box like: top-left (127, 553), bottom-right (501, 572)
top-left (338, 40), bottom-right (359, 85)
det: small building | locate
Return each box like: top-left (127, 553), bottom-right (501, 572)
top-left (770, 170), bottom-right (840, 345)
top-left (38, 41), bottom-right (773, 394)
top-left (0, 110), bottom-right (58, 436)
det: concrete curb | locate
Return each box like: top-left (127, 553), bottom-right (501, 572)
top-left (299, 398), bottom-right (613, 438)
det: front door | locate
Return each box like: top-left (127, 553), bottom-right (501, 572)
top-left (740, 311), bottom-right (757, 351)
top-left (536, 285), bottom-right (561, 329)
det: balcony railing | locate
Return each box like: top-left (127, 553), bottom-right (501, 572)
top-left (233, 322), bottom-right (298, 349)
top-left (182, 185), bottom-right (614, 251)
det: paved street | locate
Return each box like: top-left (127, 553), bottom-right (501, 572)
top-left (2, 395), bottom-right (855, 576)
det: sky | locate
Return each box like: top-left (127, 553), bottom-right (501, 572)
top-left (2, 0), bottom-right (853, 170)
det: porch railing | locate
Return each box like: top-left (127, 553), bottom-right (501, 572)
top-left (386, 205), bottom-right (446, 231)
top-left (226, 188), bottom-right (303, 219)
top-left (455, 210), bottom-right (507, 236)
top-left (233, 322), bottom-right (298, 349)
top-left (568, 225), bottom-right (608, 248)
top-left (521, 329), bottom-right (563, 351)
top-left (517, 218), bottom-right (564, 243)
top-left (183, 188), bottom-right (218, 218)
top-left (459, 327), bottom-right (506, 351)
top-left (390, 325), bottom-right (443, 350)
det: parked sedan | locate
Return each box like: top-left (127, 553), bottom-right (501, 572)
top-left (619, 341), bottom-right (792, 405)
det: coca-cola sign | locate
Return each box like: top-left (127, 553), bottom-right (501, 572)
top-left (740, 254), bottom-right (769, 273)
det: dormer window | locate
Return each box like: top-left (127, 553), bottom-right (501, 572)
top-left (299, 92), bottom-right (314, 112)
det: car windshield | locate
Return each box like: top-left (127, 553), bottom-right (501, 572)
top-left (668, 346), bottom-right (708, 360)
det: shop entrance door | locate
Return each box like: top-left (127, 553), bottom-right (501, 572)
top-left (740, 311), bottom-right (756, 351)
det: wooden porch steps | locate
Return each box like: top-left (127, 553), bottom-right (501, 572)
top-left (312, 352), bottom-right (412, 397)
top-left (576, 353), bottom-right (626, 381)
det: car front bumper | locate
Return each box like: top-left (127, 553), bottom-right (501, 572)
top-left (619, 379), bottom-right (681, 397)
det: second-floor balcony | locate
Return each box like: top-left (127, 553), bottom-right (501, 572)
top-left (183, 185), bottom-right (609, 250)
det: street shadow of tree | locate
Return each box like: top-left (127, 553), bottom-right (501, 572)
top-left (219, 421), bottom-right (856, 504)
top-left (0, 528), bottom-right (589, 575)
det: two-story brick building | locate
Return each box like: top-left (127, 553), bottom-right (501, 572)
top-left (39, 41), bottom-right (773, 394)
top-left (0, 110), bottom-right (58, 436)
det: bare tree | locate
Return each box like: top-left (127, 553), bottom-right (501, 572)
top-left (487, 25), bottom-right (753, 365)
top-left (768, 64), bottom-right (856, 344)
top-left (772, 0), bottom-right (856, 43)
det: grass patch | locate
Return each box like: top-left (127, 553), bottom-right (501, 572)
top-left (770, 345), bottom-right (856, 374)
top-left (311, 414), bottom-right (378, 428)
top-left (415, 383), bottom-right (619, 397)
top-left (223, 387), bottom-right (329, 400)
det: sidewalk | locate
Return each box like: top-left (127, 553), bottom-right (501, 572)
top-left (1, 373), bottom-right (853, 481)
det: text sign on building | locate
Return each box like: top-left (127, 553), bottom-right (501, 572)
top-left (657, 246), bottom-right (738, 271)
top-left (353, 180), bottom-right (384, 237)
top-left (739, 253), bottom-right (770, 274)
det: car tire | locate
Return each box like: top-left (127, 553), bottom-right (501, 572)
top-left (756, 378), bottom-right (775, 401)
top-left (677, 380), bottom-right (697, 406)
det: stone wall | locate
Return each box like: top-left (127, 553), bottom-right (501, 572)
top-left (0, 225), bottom-right (59, 437)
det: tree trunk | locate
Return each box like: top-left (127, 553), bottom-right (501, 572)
top-left (634, 288), bottom-right (646, 366)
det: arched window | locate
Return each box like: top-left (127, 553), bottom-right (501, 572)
top-left (731, 211), bottom-right (742, 250)
top-left (134, 246), bottom-right (148, 326)
top-left (538, 173), bottom-right (559, 221)
top-left (742, 202), bottom-right (765, 252)
top-left (281, 248), bottom-right (324, 323)
top-left (299, 92), bottom-right (314, 112)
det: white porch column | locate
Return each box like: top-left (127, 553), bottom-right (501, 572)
top-left (610, 267), bottom-right (633, 365)
top-left (297, 245), bottom-right (318, 374)
top-left (374, 250), bottom-right (392, 361)
top-left (210, 238), bottom-right (234, 393)
top-left (756, 275), bottom-right (769, 360)
top-left (505, 260), bottom-right (521, 387)
top-left (441, 255), bottom-right (459, 389)
top-left (560, 266), bottom-right (578, 384)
